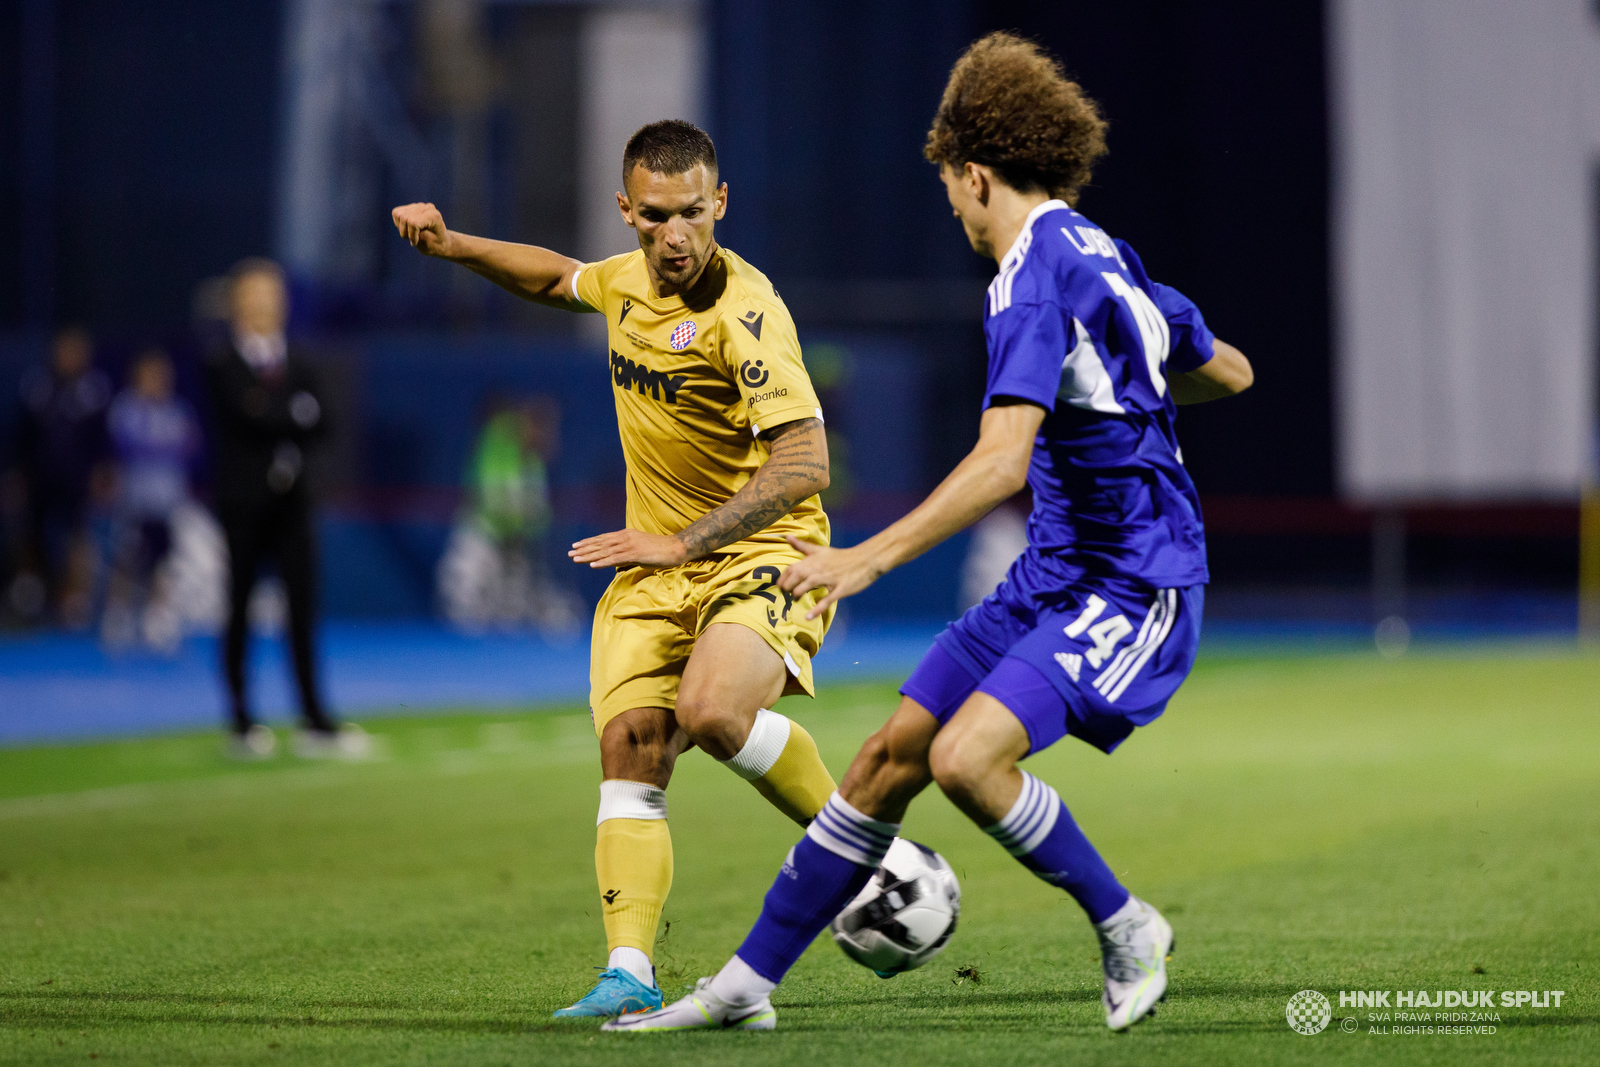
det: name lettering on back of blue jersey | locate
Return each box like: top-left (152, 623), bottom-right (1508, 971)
top-left (1061, 225), bottom-right (1129, 270)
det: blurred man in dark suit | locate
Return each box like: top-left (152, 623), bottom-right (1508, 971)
top-left (205, 258), bottom-right (367, 760)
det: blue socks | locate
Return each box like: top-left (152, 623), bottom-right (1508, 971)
top-left (985, 770), bottom-right (1129, 923)
top-left (733, 792), bottom-right (899, 983)
top-left (722, 774), bottom-right (1123, 993)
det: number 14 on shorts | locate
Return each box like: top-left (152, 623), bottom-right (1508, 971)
top-left (1063, 595), bottom-right (1132, 668)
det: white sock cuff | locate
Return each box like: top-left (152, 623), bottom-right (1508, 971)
top-left (707, 954), bottom-right (778, 1008)
top-left (597, 779), bottom-right (668, 825)
top-left (985, 771), bottom-right (1061, 856)
top-left (804, 791), bottom-right (900, 867)
top-left (718, 708), bottom-right (791, 780)
top-left (607, 946), bottom-right (655, 987)
top-left (1094, 894), bottom-right (1143, 930)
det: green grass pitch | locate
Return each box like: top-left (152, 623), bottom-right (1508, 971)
top-left (1, 645), bottom-right (1596, 1066)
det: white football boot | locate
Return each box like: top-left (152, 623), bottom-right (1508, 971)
top-left (1095, 895), bottom-right (1174, 1031)
top-left (600, 977), bottom-right (776, 1033)
top-left (291, 723), bottom-right (374, 761)
top-left (225, 724), bottom-right (277, 761)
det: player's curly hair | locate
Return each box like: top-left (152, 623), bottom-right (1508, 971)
top-left (924, 32), bottom-right (1108, 205)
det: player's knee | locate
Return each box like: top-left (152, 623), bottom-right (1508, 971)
top-left (599, 715), bottom-right (673, 778)
top-left (839, 729), bottom-right (892, 799)
top-left (927, 730), bottom-right (990, 805)
top-left (668, 687), bottom-right (713, 739)
top-left (671, 687), bottom-right (731, 740)
top-left (854, 729), bottom-right (891, 774)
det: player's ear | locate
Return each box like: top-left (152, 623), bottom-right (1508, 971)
top-left (616, 190), bottom-right (635, 229)
top-left (968, 163), bottom-right (990, 207)
top-left (713, 182), bottom-right (728, 221)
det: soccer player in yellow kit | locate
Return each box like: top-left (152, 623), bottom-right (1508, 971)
top-left (392, 120), bottom-right (838, 1017)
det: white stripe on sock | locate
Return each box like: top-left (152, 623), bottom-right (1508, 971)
top-left (596, 780), bottom-right (668, 824)
top-left (811, 802), bottom-right (894, 858)
top-left (997, 774), bottom-right (1053, 851)
top-left (986, 772), bottom-right (1060, 856)
top-left (804, 792), bottom-right (899, 867)
top-left (718, 708), bottom-right (791, 781)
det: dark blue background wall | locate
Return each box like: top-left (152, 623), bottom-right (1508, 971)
top-left (1, 1), bottom-right (1344, 619)
top-left (709, 0), bottom-right (1332, 496)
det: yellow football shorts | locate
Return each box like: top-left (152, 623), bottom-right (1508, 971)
top-left (589, 544), bottom-right (834, 736)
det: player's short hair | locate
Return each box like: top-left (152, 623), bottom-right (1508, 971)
top-left (622, 119), bottom-right (718, 188)
top-left (924, 32), bottom-right (1108, 205)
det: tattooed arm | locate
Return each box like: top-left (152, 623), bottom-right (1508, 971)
top-left (778, 399), bottom-right (1045, 619)
top-left (567, 418), bottom-right (829, 569)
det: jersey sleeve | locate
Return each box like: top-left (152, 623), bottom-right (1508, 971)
top-left (1149, 282), bottom-right (1216, 374)
top-left (571, 254), bottom-right (624, 314)
top-left (715, 299), bottom-right (822, 437)
top-left (983, 300), bottom-right (1071, 411)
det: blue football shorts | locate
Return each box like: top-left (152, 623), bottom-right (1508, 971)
top-left (901, 558), bottom-right (1204, 755)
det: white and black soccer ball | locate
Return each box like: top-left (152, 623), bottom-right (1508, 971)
top-left (831, 838), bottom-right (960, 976)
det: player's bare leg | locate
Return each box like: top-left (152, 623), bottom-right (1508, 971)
top-left (598, 705), bottom-right (689, 789)
top-left (930, 693), bottom-right (1173, 1031)
top-left (835, 696), bottom-right (939, 820)
top-left (677, 623), bottom-right (837, 827)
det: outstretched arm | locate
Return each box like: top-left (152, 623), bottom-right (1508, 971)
top-left (1170, 339), bottom-right (1253, 404)
top-left (778, 400), bottom-right (1046, 618)
top-left (568, 417), bottom-right (830, 569)
top-left (391, 202), bottom-right (589, 310)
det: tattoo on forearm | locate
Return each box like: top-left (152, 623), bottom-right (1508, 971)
top-left (676, 419), bottom-right (827, 559)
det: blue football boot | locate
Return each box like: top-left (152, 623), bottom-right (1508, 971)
top-left (553, 967), bottom-right (664, 1018)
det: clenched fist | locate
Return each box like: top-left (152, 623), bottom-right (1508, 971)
top-left (391, 202), bottom-right (452, 257)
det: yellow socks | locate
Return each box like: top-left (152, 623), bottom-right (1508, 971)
top-left (595, 781), bottom-right (673, 964)
top-left (589, 716), bottom-right (829, 983)
top-left (718, 708), bottom-right (836, 826)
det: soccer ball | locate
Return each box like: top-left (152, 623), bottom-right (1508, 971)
top-left (831, 838), bottom-right (960, 976)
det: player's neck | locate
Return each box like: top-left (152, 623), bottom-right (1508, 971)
top-left (983, 188), bottom-right (1054, 267)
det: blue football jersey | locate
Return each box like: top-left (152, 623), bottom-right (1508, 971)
top-left (982, 199), bottom-right (1214, 589)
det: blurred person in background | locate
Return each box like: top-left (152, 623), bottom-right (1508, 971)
top-left (437, 394), bottom-right (581, 634)
top-left (10, 327), bottom-right (112, 628)
top-left (101, 348), bottom-right (201, 653)
top-left (205, 258), bottom-right (367, 761)
top-left (959, 499), bottom-right (1030, 611)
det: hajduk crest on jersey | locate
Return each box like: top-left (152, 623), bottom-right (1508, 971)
top-left (670, 320), bottom-right (697, 350)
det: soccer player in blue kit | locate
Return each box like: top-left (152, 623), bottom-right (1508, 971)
top-left (606, 32), bottom-right (1255, 1034)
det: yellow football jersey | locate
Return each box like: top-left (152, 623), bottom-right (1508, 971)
top-left (572, 246), bottom-right (829, 550)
